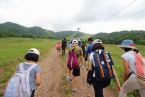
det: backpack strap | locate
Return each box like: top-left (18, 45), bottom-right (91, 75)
top-left (96, 53), bottom-right (105, 78)
top-left (27, 64), bottom-right (37, 72)
top-left (94, 50), bottom-right (105, 78)
top-left (18, 63), bottom-right (37, 72)
top-left (103, 52), bottom-right (113, 77)
top-left (18, 63), bottom-right (25, 72)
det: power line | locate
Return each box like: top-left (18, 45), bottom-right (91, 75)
top-left (131, 8), bottom-right (145, 18)
top-left (104, 0), bottom-right (138, 22)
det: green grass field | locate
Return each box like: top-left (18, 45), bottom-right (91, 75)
top-left (0, 38), bottom-right (57, 95)
top-left (0, 38), bottom-right (144, 97)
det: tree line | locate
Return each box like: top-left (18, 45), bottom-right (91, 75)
top-left (93, 30), bottom-right (145, 45)
top-left (0, 22), bottom-right (86, 39)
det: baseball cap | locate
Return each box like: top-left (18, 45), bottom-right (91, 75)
top-left (72, 39), bottom-right (78, 44)
top-left (27, 48), bottom-right (40, 55)
top-left (93, 39), bottom-right (102, 44)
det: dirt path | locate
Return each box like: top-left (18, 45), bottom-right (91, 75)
top-left (35, 48), bottom-right (116, 97)
top-left (35, 48), bottom-right (64, 97)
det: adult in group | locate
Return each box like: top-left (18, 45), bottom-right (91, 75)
top-left (61, 38), bottom-right (67, 56)
top-left (118, 39), bottom-right (145, 97)
top-left (88, 39), bottom-right (121, 97)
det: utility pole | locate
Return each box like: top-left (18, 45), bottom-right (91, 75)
top-left (77, 27), bottom-right (80, 33)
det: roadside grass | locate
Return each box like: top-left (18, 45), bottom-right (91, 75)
top-left (60, 55), bottom-right (73, 97)
top-left (0, 37), bottom-right (57, 95)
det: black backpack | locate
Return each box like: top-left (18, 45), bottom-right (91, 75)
top-left (93, 50), bottom-right (115, 81)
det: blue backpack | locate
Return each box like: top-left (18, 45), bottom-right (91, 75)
top-left (93, 50), bottom-right (114, 81)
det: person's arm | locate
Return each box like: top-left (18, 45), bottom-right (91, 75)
top-left (112, 66), bottom-right (121, 92)
top-left (35, 65), bottom-right (42, 86)
top-left (122, 58), bottom-right (130, 82)
top-left (85, 45), bottom-right (89, 61)
top-left (88, 53), bottom-right (93, 71)
top-left (36, 72), bottom-right (41, 86)
top-left (88, 60), bottom-right (93, 71)
top-left (79, 48), bottom-right (84, 67)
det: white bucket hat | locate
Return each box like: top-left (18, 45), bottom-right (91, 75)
top-left (27, 48), bottom-right (40, 55)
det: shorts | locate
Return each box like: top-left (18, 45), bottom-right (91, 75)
top-left (67, 64), bottom-right (72, 70)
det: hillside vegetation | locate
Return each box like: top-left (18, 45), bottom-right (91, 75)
top-left (93, 31), bottom-right (145, 45)
top-left (1, 22), bottom-right (145, 45)
top-left (0, 22), bottom-right (87, 39)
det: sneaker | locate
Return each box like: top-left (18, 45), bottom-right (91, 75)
top-left (65, 76), bottom-right (72, 81)
top-left (72, 88), bottom-right (78, 94)
top-left (69, 77), bottom-right (72, 81)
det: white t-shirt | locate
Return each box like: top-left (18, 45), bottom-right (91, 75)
top-left (121, 51), bottom-right (136, 77)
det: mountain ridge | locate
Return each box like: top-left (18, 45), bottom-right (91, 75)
top-left (0, 22), bottom-right (87, 39)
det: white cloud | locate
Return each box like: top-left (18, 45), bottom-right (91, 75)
top-left (0, 0), bottom-right (145, 34)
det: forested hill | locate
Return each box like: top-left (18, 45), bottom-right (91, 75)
top-left (0, 22), bottom-right (86, 39)
top-left (0, 22), bottom-right (55, 38)
top-left (93, 31), bottom-right (145, 45)
top-left (1, 22), bottom-right (145, 45)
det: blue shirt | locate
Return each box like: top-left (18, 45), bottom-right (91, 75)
top-left (86, 43), bottom-right (93, 55)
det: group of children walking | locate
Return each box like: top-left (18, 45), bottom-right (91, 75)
top-left (57, 37), bottom-right (145, 97)
top-left (4, 37), bottom-right (145, 97)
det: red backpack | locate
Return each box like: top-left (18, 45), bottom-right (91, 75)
top-left (134, 53), bottom-right (145, 86)
top-left (67, 49), bottom-right (79, 69)
top-left (56, 44), bottom-right (61, 50)
top-left (134, 53), bottom-right (145, 76)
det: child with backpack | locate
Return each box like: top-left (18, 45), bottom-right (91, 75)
top-left (118, 39), bottom-right (145, 97)
top-left (55, 42), bottom-right (61, 55)
top-left (66, 39), bottom-right (84, 93)
top-left (88, 39), bottom-right (121, 97)
top-left (4, 48), bottom-right (41, 97)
